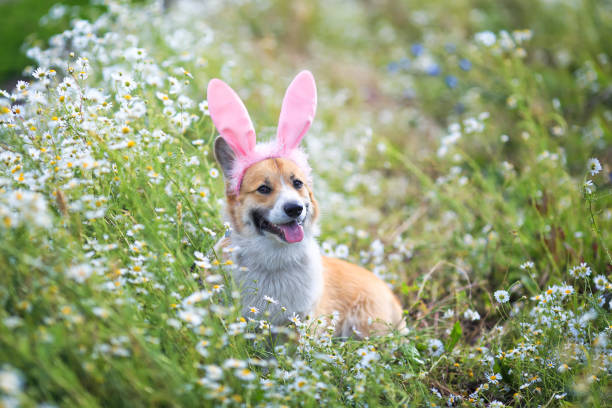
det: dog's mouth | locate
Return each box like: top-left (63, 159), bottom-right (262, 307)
top-left (252, 211), bottom-right (304, 243)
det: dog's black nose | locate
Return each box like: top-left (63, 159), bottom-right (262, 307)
top-left (283, 202), bottom-right (303, 218)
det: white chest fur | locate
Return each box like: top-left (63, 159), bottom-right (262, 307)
top-left (228, 234), bottom-right (324, 326)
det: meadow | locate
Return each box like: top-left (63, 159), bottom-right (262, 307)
top-left (0, 0), bottom-right (611, 406)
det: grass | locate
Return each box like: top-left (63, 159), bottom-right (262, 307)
top-left (0, 0), bottom-right (610, 407)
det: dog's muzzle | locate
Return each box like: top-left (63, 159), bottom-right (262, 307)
top-left (252, 209), bottom-right (305, 243)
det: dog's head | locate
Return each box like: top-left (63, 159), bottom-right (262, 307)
top-left (215, 145), bottom-right (319, 243)
top-left (208, 71), bottom-right (319, 244)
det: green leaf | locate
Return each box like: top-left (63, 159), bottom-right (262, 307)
top-left (446, 321), bottom-right (462, 352)
top-left (520, 275), bottom-right (540, 295)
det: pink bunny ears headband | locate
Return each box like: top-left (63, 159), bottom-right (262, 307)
top-left (207, 70), bottom-right (317, 195)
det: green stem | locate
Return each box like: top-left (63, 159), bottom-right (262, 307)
top-left (587, 197), bottom-right (612, 265)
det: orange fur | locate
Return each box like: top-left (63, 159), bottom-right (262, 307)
top-left (220, 157), bottom-right (404, 338)
top-left (315, 257), bottom-right (405, 337)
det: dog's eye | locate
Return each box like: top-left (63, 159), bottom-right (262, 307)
top-left (292, 179), bottom-right (303, 189)
top-left (257, 185), bottom-right (272, 194)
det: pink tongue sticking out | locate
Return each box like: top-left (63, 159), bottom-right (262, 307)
top-left (279, 221), bottom-right (304, 243)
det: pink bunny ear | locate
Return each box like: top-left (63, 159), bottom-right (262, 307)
top-left (276, 70), bottom-right (317, 153)
top-left (207, 79), bottom-right (256, 157)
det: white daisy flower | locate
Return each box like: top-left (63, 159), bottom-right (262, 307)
top-left (494, 290), bottom-right (510, 303)
top-left (486, 372), bottom-right (503, 385)
top-left (587, 158), bottom-right (602, 176)
top-left (463, 308), bottom-right (481, 321)
top-left (427, 338), bottom-right (444, 357)
top-left (584, 179), bottom-right (595, 194)
top-left (235, 368), bottom-right (256, 381)
top-left (0, 366), bottom-right (23, 395)
top-left (263, 295), bottom-right (278, 304)
top-left (66, 263), bottom-right (94, 283)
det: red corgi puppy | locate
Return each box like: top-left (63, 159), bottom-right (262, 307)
top-left (208, 71), bottom-right (405, 337)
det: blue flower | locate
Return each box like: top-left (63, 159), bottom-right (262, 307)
top-left (387, 61), bottom-right (400, 73)
top-left (445, 75), bottom-right (458, 88)
top-left (426, 64), bottom-right (440, 76)
top-left (411, 43), bottom-right (424, 57)
top-left (399, 57), bottom-right (411, 70)
top-left (459, 58), bottom-right (472, 71)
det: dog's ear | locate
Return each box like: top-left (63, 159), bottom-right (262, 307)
top-left (207, 78), bottom-right (256, 158)
top-left (214, 136), bottom-right (235, 180)
top-left (276, 70), bottom-right (317, 153)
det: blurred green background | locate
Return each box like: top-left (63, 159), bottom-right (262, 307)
top-left (0, 0), bottom-right (89, 86)
top-left (0, 0), bottom-right (97, 87)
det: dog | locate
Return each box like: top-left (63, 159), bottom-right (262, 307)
top-left (207, 71), bottom-right (405, 338)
